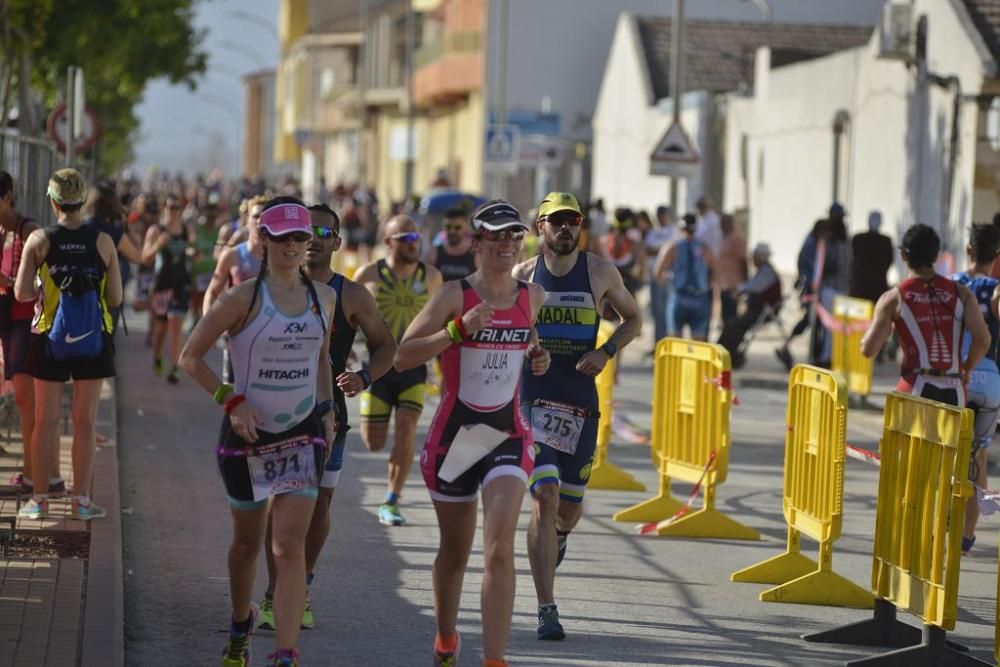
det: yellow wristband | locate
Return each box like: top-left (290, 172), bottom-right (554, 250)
top-left (446, 320), bottom-right (463, 343)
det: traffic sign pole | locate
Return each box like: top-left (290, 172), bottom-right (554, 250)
top-left (670, 0), bottom-right (685, 213)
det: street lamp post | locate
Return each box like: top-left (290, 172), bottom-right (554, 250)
top-left (669, 0), bottom-right (685, 215)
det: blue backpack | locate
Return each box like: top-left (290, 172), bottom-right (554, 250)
top-left (47, 269), bottom-right (104, 361)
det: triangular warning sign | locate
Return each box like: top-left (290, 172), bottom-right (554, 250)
top-left (650, 121), bottom-right (700, 164)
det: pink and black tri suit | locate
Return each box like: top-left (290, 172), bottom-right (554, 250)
top-left (893, 275), bottom-right (966, 406)
top-left (421, 279), bottom-right (535, 502)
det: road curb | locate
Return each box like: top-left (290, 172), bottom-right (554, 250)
top-left (80, 377), bottom-right (124, 667)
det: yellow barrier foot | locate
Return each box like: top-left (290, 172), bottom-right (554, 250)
top-left (612, 493), bottom-right (683, 523)
top-left (844, 625), bottom-right (986, 666)
top-left (588, 463), bottom-right (647, 492)
top-left (654, 508), bottom-right (760, 540)
top-left (730, 550), bottom-right (816, 585)
top-left (759, 569), bottom-right (873, 609)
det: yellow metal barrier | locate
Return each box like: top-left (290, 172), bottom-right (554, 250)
top-left (613, 338), bottom-right (759, 540)
top-left (804, 392), bottom-right (979, 665)
top-left (831, 296), bottom-right (874, 398)
top-left (588, 320), bottom-right (645, 492)
top-left (731, 365), bottom-right (872, 608)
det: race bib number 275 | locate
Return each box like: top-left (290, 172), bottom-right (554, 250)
top-left (531, 400), bottom-right (587, 455)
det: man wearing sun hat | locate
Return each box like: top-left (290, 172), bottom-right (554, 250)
top-left (512, 191), bottom-right (642, 641)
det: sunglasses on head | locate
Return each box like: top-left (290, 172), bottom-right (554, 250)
top-left (390, 232), bottom-right (421, 243)
top-left (312, 225), bottom-right (338, 239)
top-left (478, 229), bottom-right (525, 242)
top-left (542, 211), bottom-right (583, 227)
top-left (262, 230), bottom-right (312, 243)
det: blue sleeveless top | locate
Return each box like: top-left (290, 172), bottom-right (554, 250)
top-left (673, 238), bottom-right (710, 296)
top-left (522, 253), bottom-right (599, 408)
top-left (953, 272), bottom-right (1000, 363)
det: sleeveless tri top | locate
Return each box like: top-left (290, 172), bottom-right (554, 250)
top-left (229, 281), bottom-right (328, 433)
top-left (894, 275), bottom-right (964, 381)
top-left (953, 272), bottom-right (1000, 362)
top-left (428, 280), bottom-right (532, 445)
top-left (434, 248), bottom-right (477, 282)
top-left (232, 242), bottom-right (261, 285)
top-left (153, 225), bottom-right (191, 292)
top-left (328, 273), bottom-right (357, 425)
top-left (522, 253), bottom-right (599, 408)
top-left (375, 258), bottom-right (429, 341)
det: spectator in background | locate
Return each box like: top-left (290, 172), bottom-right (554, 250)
top-left (84, 181), bottom-right (143, 333)
top-left (718, 242), bottom-right (782, 368)
top-left (656, 213), bottom-right (713, 341)
top-left (695, 195), bottom-right (722, 255)
top-left (715, 214), bottom-right (747, 325)
top-left (776, 218), bottom-right (830, 370)
top-left (603, 208), bottom-right (646, 296)
top-left (586, 198), bottom-right (608, 255)
top-left (850, 210), bottom-right (894, 304)
top-left (644, 206), bottom-right (675, 348)
top-left (817, 213), bottom-right (853, 366)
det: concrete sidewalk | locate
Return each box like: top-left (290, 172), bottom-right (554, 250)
top-left (0, 379), bottom-right (123, 667)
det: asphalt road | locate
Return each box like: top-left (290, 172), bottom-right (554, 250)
top-left (117, 311), bottom-right (999, 667)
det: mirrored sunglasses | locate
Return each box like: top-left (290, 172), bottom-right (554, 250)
top-left (542, 212), bottom-right (583, 227)
top-left (312, 225), bottom-right (339, 239)
top-left (263, 230), bottom-right (312, 243)
top-left (479, 229), bottom-right (525, 242)
top-left (390, 232), bottom-right (421, 243)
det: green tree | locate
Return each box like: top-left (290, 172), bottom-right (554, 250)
top-left (1, 0), bottom-right (207, 172)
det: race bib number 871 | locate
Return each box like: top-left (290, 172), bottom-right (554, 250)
top-left (247, 435), bottom-right (320, 502)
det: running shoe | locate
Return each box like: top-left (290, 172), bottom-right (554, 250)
top-left (48, 479), bottom-right (67, 497)
top-left (221, 604), bottom-right (258, 667)
top-left (378, 502), bottom-right (405, 526)
top-left (153, 355), bottom-right (164, 376)
top-left (774, 346), bottom-right (794, 372)
top-left (166, 367), bottom-right (180, 385)
top-left (266, 648), bottom-right (300, 666)
top-left (71, 498), bottom-right (107, 521)
top-left (301, 592), bottom-right (314, 629)
top-left (962, 535), bottom-right (976, 555)
top-left (434, 632), bottom-right (461, 667)
top-left (9, 473), bottom-right (31, 494)
top-left (257, 595), bottom-right (275, 631)
top-left (555, 532), bottom-right (568, 568)
top-left (536, 604), bottom-right (565, 641)
top-left (17, 498), bottom-right (47, 520)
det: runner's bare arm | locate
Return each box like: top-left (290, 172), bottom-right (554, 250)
top-left (140, 224), bottom-right (164, 264)
top-left (394, 281), bottom-right (464, 370)
top-left (578, 255), bottom-right (641, 375)
top-left (180, 284), bottom-right (253, 393)
top-left (338, 280), bottom-right (396, 397)
top-left (422, 245), bottom-right (438, 266)
top-left (214, 225), bottom-right (233, 259)
top-left (424, 263), bottom-right (444, 294)
top-left (959, 283), bottom-right (991, 373)
top-left (202, 247), bottom-right (237, 316)
top-left (654, 241), bottom-right (676, 280)
top-left (352, 261), bottom-right (379, 297)
top-left (992, 284), bottom-right (1000, 321)
top-left (14, 230), bottom-right (47, 302)
top-left (316, 284), bottom-right (339, 442)
top-left (861, 288), bottom-right (899, 358)
top-left (527, 282), bottom-right (551, 375)
top-left (511, 257), bottom-right (535, 282)
top-left (97, 232), bottom-right (123, 308)
top-left (116, 233), bottom-right (143, 265)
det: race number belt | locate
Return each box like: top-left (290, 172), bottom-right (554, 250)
top-left (241, 434), bottom-right (322, 502)
top-left (530, 399), bottom-right (597, 456)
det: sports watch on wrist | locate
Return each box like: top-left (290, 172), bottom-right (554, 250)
top-left (600, 341), bottom-right (618, 359)
top-left (357, 368), bottom-right (373, 389)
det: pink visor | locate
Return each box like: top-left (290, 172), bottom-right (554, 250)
top-left (259, 203), bottom-right (312, 237)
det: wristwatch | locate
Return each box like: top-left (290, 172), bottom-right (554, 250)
top-left (357, 368), bottom-right (373, 389)
top-left (600, 341), bottom-right (618, 359)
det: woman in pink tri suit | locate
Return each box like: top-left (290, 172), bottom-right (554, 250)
top-left (395, 200), bottom-right (550, 667)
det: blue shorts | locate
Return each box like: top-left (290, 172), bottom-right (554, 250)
top-left (668, 292), bottom-right (711, 338)
top-left (320, 428), bottom-right (348, 489)
top-left (967, 359), bottom-right (1000, 451)
top-left (523, 405), bottom-right (599, 504)
top-left (0, 319), bottom-right (32, 380)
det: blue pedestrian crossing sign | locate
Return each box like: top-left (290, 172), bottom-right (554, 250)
top-left (485, 124), bottom-right (520, 166)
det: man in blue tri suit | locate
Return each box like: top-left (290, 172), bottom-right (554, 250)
top-left (255, 203), bottom-right (397, 630)
top-left (512, 192), bottom-right (642, 641)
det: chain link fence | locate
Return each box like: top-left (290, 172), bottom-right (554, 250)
top-left (0, 130), bottom-right (59, 224)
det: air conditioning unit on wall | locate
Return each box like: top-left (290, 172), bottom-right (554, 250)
top-left (879, 1), bottom-right (914, 61)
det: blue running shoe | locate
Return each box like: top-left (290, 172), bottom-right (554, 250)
top-left (267, 648), bottom-right (299, 666)
top-left (378, 502), bottom-right (405, 526)
top-left (537, 604), bottom-right (565, 641)
top-left (17, 498), bottom-right (47, 520)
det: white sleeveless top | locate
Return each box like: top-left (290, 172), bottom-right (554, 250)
top-left (229, 281), bottom-right (328, 433)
